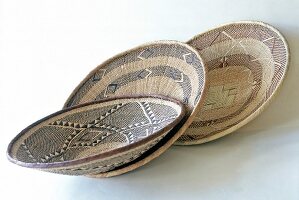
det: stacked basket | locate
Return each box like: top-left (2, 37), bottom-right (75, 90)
top-left (7, 21), bottom-right (289, 177)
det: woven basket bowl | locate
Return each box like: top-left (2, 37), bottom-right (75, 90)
top-left (179, 21), bottom-right (289, 145)
top-left (62, 40), bottom-right (208, 176)
top-left (64, 40), bottom-right (207, 115)
top-left (7, 96), bottom-right (185, 176)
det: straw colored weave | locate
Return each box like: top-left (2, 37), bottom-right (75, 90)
top-left (64, 41), bottom-right (206, 114)
top-left (62, 40), bottom-right (207, 176)
top-left (178, 21), bottom-right (289, 145)
top-left (7, 97), bottom-right (184, 175)
top-left (6, 21), bottom-right (290, 178)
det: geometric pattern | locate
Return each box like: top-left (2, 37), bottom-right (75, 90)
top-left (203, 83), bottom-right (238, 110)
top-left (138, 69), bottom-right (152, 79)
top-left (92, 69), bottom-right (106, 82)
top-left (5, 41), bottom-right (206, 177)
top-left (138, 49), bottom-right (154, 60)
top-left (62, 41), bottom-right (206, 149)
top-left (8, 97), bottom-right (183, 175)
top-left (105, 84), bottom-right (118, 97)
top-left (179, 21), bottom-right (289, 144)
top-left (183, 53), bottom-right (195, 64)
top-left (63, 41), bottom-right (206, 114)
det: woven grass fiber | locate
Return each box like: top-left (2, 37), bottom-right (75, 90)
top-left (7, 96), bottom-right (185, 176)
top-left (62, 40), bottom-right (208, 176)
top-left (180, 21), bottom-right (289, 145)
top-left (63, 40), bottom-right (208, 145)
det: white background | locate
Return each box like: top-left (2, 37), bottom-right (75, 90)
top-left (0, 0), bottom-right (299, 199)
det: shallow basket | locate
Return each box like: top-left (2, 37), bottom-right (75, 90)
top-left (7, 96), bottom-right (185, 176)
top-left (180, 21), bottom-right (289, 145)
top-left (62, 40), bottom-right (208, 176)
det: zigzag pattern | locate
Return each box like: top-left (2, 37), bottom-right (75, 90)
top-left (49, 120), bottom-right (87, 129)
top-left (120, 121), bottom-right (148, 132)
top-left (41, 130), bottom-right (80, 162)
top-left (48, 103), bottom-right (124, 130)
top-left (152, 114), bottom-right (178, 125)
top-left (34, 99), bottom-right (177, 166)
top-left (94, 124), bottom-right (121, 132)
top-left (88, 103), bottom-right (124, 125)
top-left (41, 103), bottom-right (126, 162)
top-left (63, 134), bottom-right (164, 172)
top-left (21, 143), bottom-right (37, 162)
top-left (141, 102), bottom-right (156, 122)
top-left (127, 132), bottom-right (138, 143)
top-left (71, 131), bottom-right (114, 148)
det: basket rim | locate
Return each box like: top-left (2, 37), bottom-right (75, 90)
top-left (180, 20), bottom-right (290, 145)
top-left (62, 40), bottom-right (209, 146)
top-left (59, 40), bottom-right (209, 175)
top-left (7, 95), bottom-right (186, 169)
top-left (63, 40), bottom-right (208, 109)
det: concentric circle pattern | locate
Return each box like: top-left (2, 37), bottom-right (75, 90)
top-left (180, 21), bottom-right (289, 144)
top-left (64, 40), bottom-right (208, 146)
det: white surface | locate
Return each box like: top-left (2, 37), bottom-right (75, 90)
top-left (0, 0), bottom-right (299, 199)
